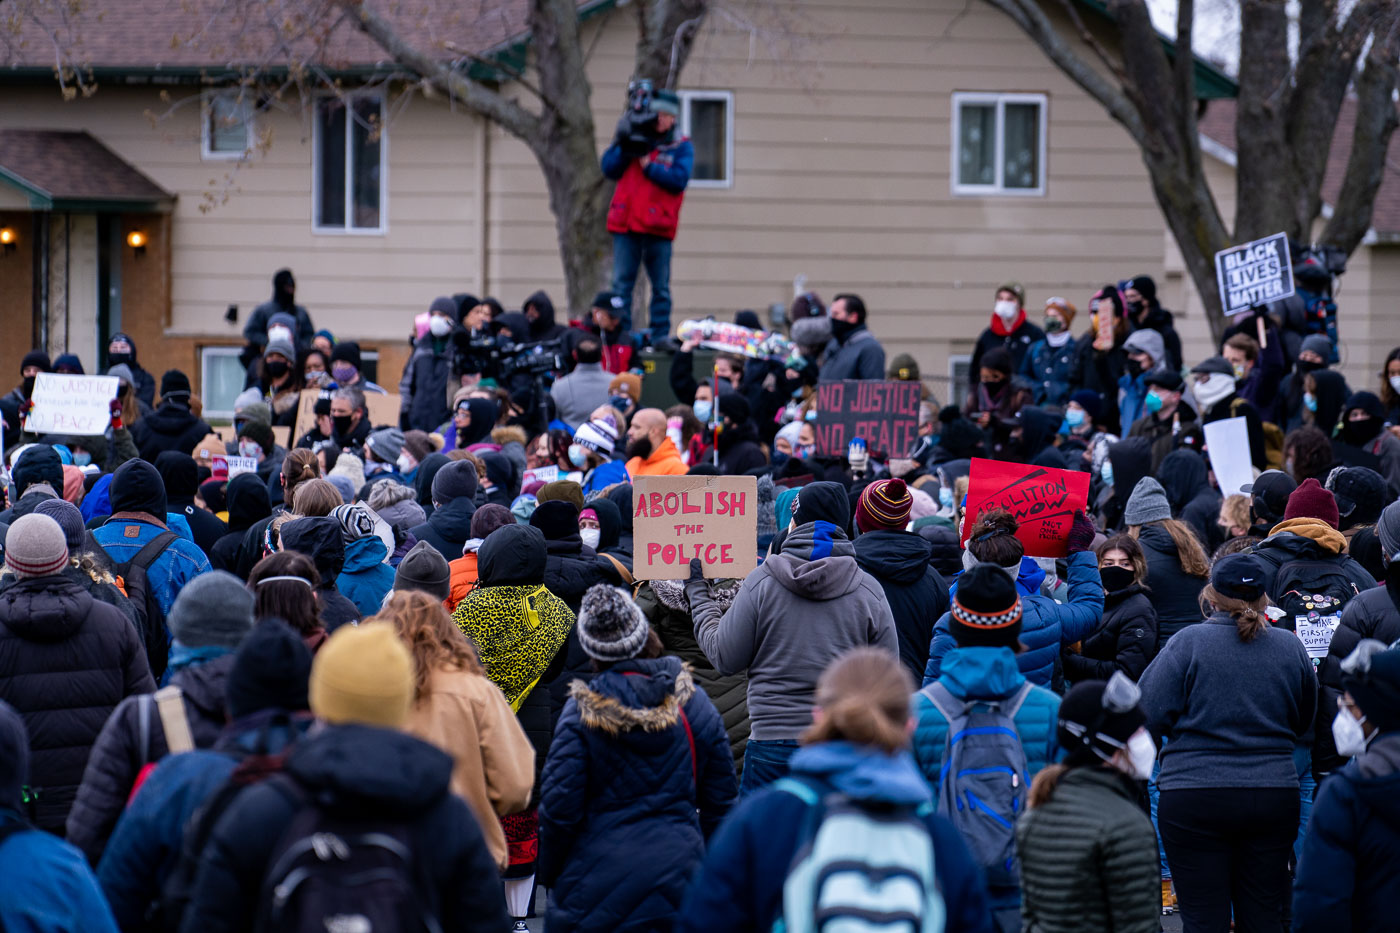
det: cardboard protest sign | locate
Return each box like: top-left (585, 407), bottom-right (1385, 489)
top-left (225, 456), bottom-right (259, 478)
top-left (961, 458), bottom-right (1092, 558)
top-left (293, 388), bottom-right (404, 442)
top-left (26, 373), bottom-right (119, 435)
top-left (812, 380), bottom-right (921, 457)
top-left (633, 474), bottom-right (757, 580)
top-left (1215, 232), bottom-right (1294, 316)
top-left (1202, 417), bottom-right (1253, 499)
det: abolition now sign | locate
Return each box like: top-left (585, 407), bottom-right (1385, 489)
top-left (1215, 232), bottom-right (1294, 316)
top-left (812, 380), bottom-right (921, 457)
top-left (633, 474), bottom-right (757, 580)
top-left (961, 458), bottom-right (1091, 559)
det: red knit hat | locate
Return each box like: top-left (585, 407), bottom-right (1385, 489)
top-left (855, 478), bottom-right (913, 534)
top-left (1283, 477), bottom-right (1340, 530)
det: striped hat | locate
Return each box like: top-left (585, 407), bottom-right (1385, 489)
top-left (573, 418), bottom-right (617, 458)
top-left (949, 563), bottom-right (1023, 649)
top-left (4, 514), bottom-right (70, 579)
top-left (855, 478), bottom-right (913, 534)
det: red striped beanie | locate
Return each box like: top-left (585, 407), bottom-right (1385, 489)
top-left (855, 478), bottom-right (913, 534)
top-left (4, 514), bottom-right (70, 579)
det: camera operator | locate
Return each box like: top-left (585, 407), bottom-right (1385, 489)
top-left (601, 82), bottom-right (693, 349)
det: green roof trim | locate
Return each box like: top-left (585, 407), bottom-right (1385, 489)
top-left (463, 0), bottom-right (619, 82)
top-left (1072, 0), bottom-right (1238, 100)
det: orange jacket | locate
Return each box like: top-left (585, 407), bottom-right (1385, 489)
top-left (625, 437), bottom-right (689, 478)
top-left (447, 551), bottom-right (479, 613)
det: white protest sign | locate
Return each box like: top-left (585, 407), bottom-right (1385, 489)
top-left (522, 465), bottom-right (559, 487)
top-left (1202, 416), bottom-right (1254, 498)
top-left (26, 373), bottom-right (119, 435)
top-left (1214, 232), bottom-right (1294, 316)
top-left (225, 456), bottom-right (259, 478)
top-left (1295, 611), bottom-right (1343, 660)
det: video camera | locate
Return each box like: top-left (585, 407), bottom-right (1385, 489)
top-left (455, 334), bottom-right (565, 383)
top-left (616, 78), bottom-right (662, 157)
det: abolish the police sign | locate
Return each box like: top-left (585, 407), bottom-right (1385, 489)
top-left (1214, 232), bottom-right (1294, 316)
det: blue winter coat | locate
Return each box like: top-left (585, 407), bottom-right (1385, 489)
top-left (1020, 335), bottom-right (1079, 407)
top-left (581, 459), bottom-right (630, 497)
top-left (335, 535), bottom-right (395, 615)
top-left (0, 809), bottom-right (119, 933)
top-left (1118, 370), bottom-right (1149, 432)
top-left (924, 551), bottom-right (1104, 688)
top-left (677, 740), bottom-right (994, 933)
top-left (538, 656), bottom-right (737, 933)
top-left (91, 517), bottom-right (211, 619)
top-left (1293, 733), bottom-right (1400, 932)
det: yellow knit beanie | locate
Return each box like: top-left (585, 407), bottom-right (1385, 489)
top-left (309, 622), bottom-right (414, 729)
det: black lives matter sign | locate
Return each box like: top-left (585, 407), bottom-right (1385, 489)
top-left (1214, 232), bottom-right (1294, 316)
top-left (813, 380), bottom-right (921, 458)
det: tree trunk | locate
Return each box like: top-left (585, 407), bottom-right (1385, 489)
top-left (533, 135), bottom-right (615, 319)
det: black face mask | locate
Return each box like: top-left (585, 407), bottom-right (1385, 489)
top-left (1295, 359), bottom-right (1324, 376)
top-left (982, 378), bottom-right (1006, 399)
top-left (1127, 300), bottom-right (1145, 317)
top-left (1343, 416), bottom-right (1380, 446)
top-left (265, 360), bottom-right (289, 379)
top-left (108, 352), bottom-right (132, 367)
top-left (20, 376), bottom-right (35, 400)
top-left (1124, 358), bottom-right (1144, 378)
top-left (830, 318), bottom-right (858, 341)
top-left (333, 415), bottom-right (354, 439)
top-left (1100, 565), bottom-right (1136, 593)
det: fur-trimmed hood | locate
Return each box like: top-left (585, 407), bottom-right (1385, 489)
top-left (570, 656), bottom-right (696, 735)
top-left (491, 425), bottom-right (528, 448)
top-left (648, 577), bottom-right (742, 614)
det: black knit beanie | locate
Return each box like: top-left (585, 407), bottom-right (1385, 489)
top-left (226, 618), bottom-right (313, 720)
top-left (950, 563), bottom-right (1023, 649)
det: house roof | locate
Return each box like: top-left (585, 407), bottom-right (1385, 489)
top-left (0, 0), bottom-right (613, 82)
top-left (1198, 98), bottom-right (1400, 239)
top-left (0, 130), bottom-right (174, 211)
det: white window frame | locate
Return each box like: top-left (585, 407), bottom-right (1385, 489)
top-left (678, 89), bottom-right (734, 190)
top-left (200, 345), bottom-right (248, 420)
top-left (312, 91), bottom-right (389, 236)
top-left (948, 353), bottom-right (972, 410)
top-left (201, 89), bottom-right (254, 161)
top-left (950, 92), bottom-right (1048, 197)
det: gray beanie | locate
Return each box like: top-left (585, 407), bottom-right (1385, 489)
top-left (1123, 476), bottom-right (1172, 526)
top-left (756, 474), bottom-right (777, 539)
top-left (1300, 333), bottom-right (1333, 361)
top-left (576, 583), bottom-right (650, 662)
top-left (4, 514), bottom-right (69, 579)
top-left (1378, 500), bottom-right (1400, 562)
top-left (393, 540), bottom-right (452, 601)
top-left (367, 427), bottom-right (405, 464)
top-left (432, 459), bottom-right (479, 504)
top-left (34, 498), bottom-right (86, 553)
top-left (167, 570), bottom-right (255, 649)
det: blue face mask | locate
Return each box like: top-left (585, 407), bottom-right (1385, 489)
top-left (693, 399), bottom-right (712, 424)
top-left (804, 409), bottom-right (818, 422)
top-left (939, 486), bottom-right (954, 509)
top-left (1304, 392), bottom-right (1318, 412)
top-left (73, 452), bottom-right (92, 468)
top-left (1065, 407), bottom-right (1086, 427)
top-left (1101, 462), bottom-right (1115, 487)
top-left (1143, 390), bottom-right (1164, 415)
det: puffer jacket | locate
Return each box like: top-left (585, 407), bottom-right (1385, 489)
top-left (1323, 586), bottom-right (1400, 743)
top-left (399, 333), bottom-right (455, 432)
top-left (924, 551), bottom-right (1104, 689)
top-left (1294, 732), bottom-right (1400, 932)
top-left (853, 529), bottom-right (949, 684)
top-left (0, 576), bottom-right (155, 833)
top-left (687, 520), bottom-right (898, 741)
top-left (177, 724), bottom-right (510, 933)
top-left (409, 495), bottom-right (476, 562)
top-left (66, 654), bottom-right (235, 862)
top-left (636, 579), bottom-right (749, 769)
top-left (1016, 767), bottom-right (1161, 933)
top-left (1137, 522), bottom-right (1207, 651)
top-left (335, 534), bottom-right (395, 616)
top-left (1063, 581), bottom-right (1158, 684)
top-left (538, 657), bottom-right (737, 933)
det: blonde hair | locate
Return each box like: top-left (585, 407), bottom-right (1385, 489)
top-left (1199, 584), bottom-right (1270, 642)
top-left (1219, 494), bottom-right (1250, 534)
top-left (1129, 517), bottom-right (1209, 578)
top-left (368, 591), bottom-right (482, 702)
top-left (801, 648), bottom-right (913, 754)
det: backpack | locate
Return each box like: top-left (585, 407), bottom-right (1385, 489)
top-left (127, 686), bottom-right (195, 805)
top-left (1229, 397), bottom-right (1285, 470)
top-left (1271, 557), bottom-right (1363, 667)
top-left (254, 775), bottom-right (442, 933)
top-left (96, 529), bottom-right (179, 680)
top-left (920, 680), bottom-right (1032, 892)
top-left (771, 776), bottom-right (945, 933)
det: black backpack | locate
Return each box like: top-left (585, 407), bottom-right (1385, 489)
top-left (1272, 557), bottom-right (1363, 667)
top-left (96, 530), bottom-right (178, 681)
top-left (254, 775), bottom-right (442, 933)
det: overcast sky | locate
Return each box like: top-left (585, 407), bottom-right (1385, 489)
top-left (1145, 0), bottom-right (1242, 72)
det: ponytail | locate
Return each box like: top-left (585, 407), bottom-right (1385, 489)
top-left (801, 648), bottom-right (913, 754)
top-left (1028, 763), bottom-right (1069, 809)
top-left (1199, 584), bottom-right (1269, 642)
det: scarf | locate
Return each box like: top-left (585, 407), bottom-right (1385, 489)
top-left (990, 306), bottom-right (1026, 337)
top-left (1045, 329), bottom-right (1072, 348)
top-left (453, 584), bottom-right (575, 710)
top-left (163, 641), bottom-right (231, 685)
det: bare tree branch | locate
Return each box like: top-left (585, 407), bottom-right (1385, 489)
top-left (1323, 21), bottom-right (1400, 252)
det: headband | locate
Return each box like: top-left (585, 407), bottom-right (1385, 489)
top-left (256, 575), bottom-right (313, 588)
top-left (973, 526), bottom-right (1014, 543)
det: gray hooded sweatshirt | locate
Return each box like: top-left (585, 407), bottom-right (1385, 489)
top-left (687, 520), bottom-right (897, 740)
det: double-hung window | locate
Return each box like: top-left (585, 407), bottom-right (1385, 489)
top-left (314, 93), bottom-right (387, 233)
top-left (951, 92), bottom-right (1047, 196)
top-left (202, 90), bottom-right (253, 160)
top-left (679, 89), bottom-right (733, 188)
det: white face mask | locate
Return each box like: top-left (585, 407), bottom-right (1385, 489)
top-left (1389, 374), bottom-right (1400, 395)
top-left (994, 299), bottom-right (1019, 323)
top-left (238, 439), bottom-right (263, 460)
top-left (580, 528), bottom-right (601, 550)
top-left (1125, 729), bottom-right (1156, 780)
top-left (1332, 709), bottom-right (1371, 758)
top-left (396, 453), bottom-right (415, 473)
top-left (268, 325), bottom-right (294, 345)
top-left (428, 315), bottom-right (452, 337)
top-left (1194, 372), bottom-right (1236, 408)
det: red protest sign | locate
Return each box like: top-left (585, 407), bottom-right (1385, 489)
top-left (961, 458), bottom-right (1091, 558)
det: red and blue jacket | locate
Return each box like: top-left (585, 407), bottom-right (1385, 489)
top-left (601, 135), bottom-right (694, 240)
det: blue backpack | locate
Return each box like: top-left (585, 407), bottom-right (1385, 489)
top-left (919, 681), bottom-right (1032, 893)
top-left (771, 776), bottom-right (945, 933)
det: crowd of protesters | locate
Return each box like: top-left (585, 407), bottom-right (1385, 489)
top-left (2, 265), bottom-right (1400, 933)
